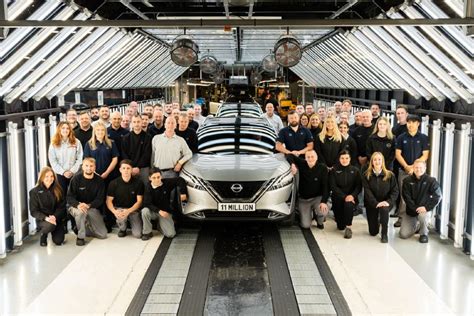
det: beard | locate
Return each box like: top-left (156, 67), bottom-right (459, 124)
top-left (85, 171), bottom-right (94, 176)
top-left (289, 121), bottom-right (299, 127)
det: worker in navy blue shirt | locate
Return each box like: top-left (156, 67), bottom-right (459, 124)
top-left (107, 111), bottom-right (130, 156)
top-left (394, 114), bottom-right (429, 227)
top-left (276, 110), bottom-right (313, 157)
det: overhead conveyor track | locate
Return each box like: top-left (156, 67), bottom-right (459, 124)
top-left (127, 223), bottom-right (351, 316)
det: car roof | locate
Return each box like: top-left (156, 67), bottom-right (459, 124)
top-left (216, 102), bottom-right (263, 118)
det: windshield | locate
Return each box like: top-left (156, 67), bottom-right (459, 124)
top-left (197, 121), bottom-right (276, 155)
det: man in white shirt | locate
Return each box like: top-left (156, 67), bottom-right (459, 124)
top-left (261, 103), bottom-right (284, 133)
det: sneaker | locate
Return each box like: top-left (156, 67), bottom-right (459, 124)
top-left (316, 223), bottom-right (324, 229)
top-left (40, 234), bottom-right (47, 247)
top-left (394, 218), bottom-right (402, 228)
top-left (419, 235), bottom-right (429, 243)
top-left (344, 228), bottom-right (352, 239)
top-left (353, 207), bottom-right (363, 216)
top-left (381, 235), bottom-right (388, 243)
top-left (118, 230), bottom-right (127, 238)
top-left (76, 238), bottom-right (85, 246)
top-left (141, 233), bottom-right (153, 241)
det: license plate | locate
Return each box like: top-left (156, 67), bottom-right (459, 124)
top-left (218, 203), bottom-right (256, 212)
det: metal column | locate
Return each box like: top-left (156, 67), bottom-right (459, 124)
top-left (0, 131), bottom-right (8, 258)
top-left (421, 115), bottom-right (429, 136)
top-left (7, 122), bottom-right (27, 246)
top-left (429, 119), bottom-right (442, 227)
top-left (440, 123), bottom-right (455, 240)
top-left (453, 123), bottom-right (471, 248)
top-left (24, 119), bottom-right (37, 235)
top-left (37, 117), bottom-right (49, 169)
top-left (49, 114), bottom-right (57, 139)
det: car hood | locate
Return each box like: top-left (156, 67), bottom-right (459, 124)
top-left (182, 153), bottom-right (290, 181)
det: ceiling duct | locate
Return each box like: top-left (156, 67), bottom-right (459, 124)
top-left (261, 53), bottom-right (279, 72)
top-left (170, 35), bottom-right (199, 67)
top-left (200, 55), bottom-right (219, 74)
top-left (274, 34), bottom-right (302, 68)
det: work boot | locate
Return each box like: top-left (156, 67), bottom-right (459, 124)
top-left (381, 234), bottom-right (388, 243)
top-left (344, 228), bottom-right (352, 239)
top-left (76, 238), bottom-right (85, 246)
top-left (394, 217), bottom-right (402, 227)
top-left (419, 235), bottom-right (429, 243)
top-left (40, 234), bottom-right (47, 247)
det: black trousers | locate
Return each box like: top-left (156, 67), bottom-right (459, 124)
top-left (38, 220), bottom-right (65, 245)
top-left (333, 199), bottom-right (356, 230)
top-left (366, 206), bottom-right (390, 236)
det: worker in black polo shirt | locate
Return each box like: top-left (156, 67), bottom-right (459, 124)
top-left (394, 114), bottom-right (430, 227)
top-left (176, 113), bottom-right (198, 153)
top-left (106, 159), bottom-right (145, 238)
top-left (353, 109), bottom-right (374, 167)
top-left (67, 157), bottom-right (108, 246)
top-left (74, 111), bottom-right (93, 149)
top-left (288, 150), bottom-right (329, 229)
top-left (276, 110), bottom-right (313, 157)
top-left (141, 168), bottom-right (187, 240)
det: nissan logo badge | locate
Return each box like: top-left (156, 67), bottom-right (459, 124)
top-left (231, 183), bottom-right (243, 193)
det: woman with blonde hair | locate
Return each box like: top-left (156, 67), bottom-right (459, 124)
top-left (366, 116), bottom-right (396, 169)
top-left (314, 115), bottom-right (344, 169)
top-left (48, 121), bottom-right (83, 193)
top-left (29, 167), bottom-right (66, 246)
top-left (308, 113), bottom-right (322, 139)
top-left (362, 152), bottom-right (399, 243)
top-left (84, 122), bottom-right (119, 182)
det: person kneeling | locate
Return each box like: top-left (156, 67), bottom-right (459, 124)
top-left (67, 158), bottom-right (108, 246)
top-left (399, 159), bottom-right (441, 243)
top-left (106, 159), bottom-right (144, 238)
top-left (29, 167), bottom-right (66, 247)
top-left (141, 168), bottom-right (188, 240)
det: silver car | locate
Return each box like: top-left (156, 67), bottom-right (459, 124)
top-left (215, 102), bottom-right (263, 118)
top-left (180, 116), bottom-right (296, 221)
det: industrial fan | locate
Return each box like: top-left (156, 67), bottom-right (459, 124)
top-left (200, 55), bottom-right (218, 74)
top-left (170, 35), bottom-right (199, 67)
top-left (212, 71), bottom-right (225, 84)
top-left (250, 70), bottom-right (262, 85)
top-left (274, 34), bottom-right (302, 67)
top-left (261, 53), bottom-right (279, 73)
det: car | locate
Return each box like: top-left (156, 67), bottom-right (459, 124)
top-left (179, 116), bottom-right (296, 222)
top-left (215, 102), bottom-right (264, 118)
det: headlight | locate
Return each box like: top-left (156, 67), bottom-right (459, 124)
top-left (268, 169), bottom-right (293, 191)
top-left (182, 169), bottom-right (206, 191)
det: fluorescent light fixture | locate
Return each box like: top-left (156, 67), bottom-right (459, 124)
top-left (54, 32), bottom-right (131, 98)
top-left (416, 0), bottom-right (473, 55)
top-left (89, 38), bottom-right (153, 88)
top-left (132, 58), bottom-right (173, 88)
top-left (24, 28), bottom-right (113, 101)
top-left (127, 52), bottom-right (169, 87)
top-left (78, 33), bottom-right (142, 88)
top-left (359, 26), bottom-right (442, 100)
top-left (388, 10), bottom-right (474, 93)
top-left (401, 4), bottom-right (473, 73)
top-left (298, 56), bottom-right (336, 87)
top-left (0, 5), bottom-right (77, 79)
top-left (304, 50), bottom-right (349, 88)
top-left (7, 0), bottom-right (34, 20)
top-left (444, 0), bottom-right (464, 17)
top-left (439, 122), bottom-right (454, 240)
top-left (0, 0), bottom-right (62, 59)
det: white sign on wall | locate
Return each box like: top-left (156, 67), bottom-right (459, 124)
top-left (98, 91), bottom-right (104, 106)
top-left (74, 92), bottom-right (81, 104)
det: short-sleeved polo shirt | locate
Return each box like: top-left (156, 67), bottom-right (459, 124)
top-left (277, 126), bottom-right (313, 151)
top-left (107, 176), bottom-right (144, 208)
top-left (396, 132), bottom-right (429, 165)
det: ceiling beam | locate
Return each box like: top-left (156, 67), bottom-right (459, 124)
top-left (0, 18), bottom-right (472, 27)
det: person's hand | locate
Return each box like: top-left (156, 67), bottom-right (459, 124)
top-left (345, 195), bottom-right (355, 203)
top-left (114, 208), bottom-right (126, 220)
top-left (320, 203), bottom-right (329, 214)
top-left (45, 215), bottom-right (56, 225)
top-left (174, 162), bottom-right (182, 172)
top-left (180, 194), bottom-right (187, 202)
top-left (100, 172), bottom-right (109, 179)
top-left (159, 210), bottom-right (170, 218)
top-left (405, 165), bottom-right (414, 175)
top-left (290, 163), bottom-right (298, 175)
top-left (376, 201), bottom-right (390, 208)
top-left (132, 167), bottom-right (140, 176)
top-left (78, 203), bottom-right (89, 213)
top-left (416, 206), bottom-right (427, 214)
top-left (290, 150), bottom-right (300, 157)
top-left (64, 170), bottom-right (73, 178)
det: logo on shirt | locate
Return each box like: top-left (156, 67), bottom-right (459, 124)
top-left (131, 191), bottom-right (136, 195)
top-left (386, 143), bottom-right (392, 148)
top-left (79, 187), bottom-right (86, 190)
top-left (314, 177), bottom-right (319, 182)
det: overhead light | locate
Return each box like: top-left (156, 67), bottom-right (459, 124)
top-left (200, 55), bottom-right (219, 74)
top-left (170, 35), bottom-right (199, 67)
top-left (7, 0), bottom-right (34, 21)
top-left (156, 16), bottom-right (281, 20)
top-left (274, 34), bottom-right (302, 67)
top-left (444, 0), bottom-right (464, 17)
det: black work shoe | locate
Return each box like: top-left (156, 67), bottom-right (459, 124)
top-left (141, 233), bottom-right (153, 241)
top-left (353, 207), bottom-right (363, 216)
top-left (317, 223), bottom-right (324, 229)
top-left (419, 235), bottom-right (429, 243)
top-left (118, 230), bottom-right (127, 238)
top-left (40, 234), bottom-right (47, 247)
top-left (344, 228), bottom-right (352, 239)
top-left (394, 218), bottom-right (402, 227)
top-left (76, 238), bottom-right (85, 246)
top-left (381, 235), bottom-right (388, 243)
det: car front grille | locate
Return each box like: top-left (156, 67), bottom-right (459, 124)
top-left (207, 181), bottom-right (266, 200)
